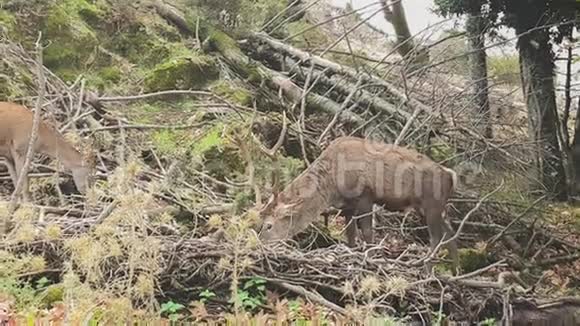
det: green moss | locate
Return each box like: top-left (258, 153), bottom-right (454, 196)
top-left (189, 0), bottom-right (287, 37)
top-left (42, 0), bottom-right (104, 80)
top-left (98, 66), bottom-right (122, 83)
top-left (152, 130), bottom-right (190, 157)
top-left (203, 146), bottom-right (245, 184)
top-left (0, 10), bottom-right (17, 35)
top-left (150, 123), bottom-right (225, 160)
top-left (210, 81), bottom-right (253, 106)
top-left (144, 52), bottom-right (218, 92)
top-left (184, 122), bottom-right (245, 188)
top-left (480, 174), bottom-right (532, 207)
top-left (489, 55), bottom-right (520, 85)
top-left (191, 124), bottom-right (224, 157)
top-left (434, 247), bottom-right (490, 275)
top-left (204, 28), bottom-right (242, 55)
top-left (286, 20), bottom-right (330, 48)
top-left (458, 248), bottom-right (490, 273)
top-left (429, 143), bottom-right (456, 163)
top-left (40, 284), bottom-right (64, 307)
top-left (77, 1), bottom-right (107, 27)
top-left (107, 26), bottom-right (173, 67)
top-left (83, 66), bottom-right (123, 91)
top-left (0, 60), bottom-right (35, 100)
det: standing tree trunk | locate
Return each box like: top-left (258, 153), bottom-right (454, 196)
top-left (465, 5), bottom-right (492, 138)
top-left (517, 27), bottom-right (568, 200)
top-left (379, 0), bottom-right (428, 71)
top-left (571, 97), bottom-right (580, 195)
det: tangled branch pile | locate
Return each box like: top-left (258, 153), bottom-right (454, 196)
top-left (1, 0), bottom-right (580, 324)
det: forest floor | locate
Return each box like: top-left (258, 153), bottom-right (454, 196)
top-left (0, 0), bottom-right (580, 324)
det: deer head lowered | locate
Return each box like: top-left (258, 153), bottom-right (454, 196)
top-left (256, 135), bottom-right (460, 272)
top-left (0, 101), bottom-right (95, 201)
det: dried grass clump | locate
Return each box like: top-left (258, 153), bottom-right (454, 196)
top-left (358, 275), bottom-right (382, 299)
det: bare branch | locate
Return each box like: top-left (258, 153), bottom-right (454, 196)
top-left (5, 33), bottom-right (46, 233)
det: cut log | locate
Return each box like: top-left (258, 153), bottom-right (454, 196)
top-left (269, 73), bottom-right (363, 124)
top-left (249, 32), bottom-right (433, 115)
top-left (282, 56), bottom-right (411, 124)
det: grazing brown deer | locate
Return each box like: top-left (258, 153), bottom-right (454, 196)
top-left (257, 135), bottom-right (459, 271)
top-left (0, 101), bottom-right (94, 201)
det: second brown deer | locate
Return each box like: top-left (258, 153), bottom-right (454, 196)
top-left (0, 101), bottom-right (94, 201)
top-left (257, 135), bottom-right (460, 272)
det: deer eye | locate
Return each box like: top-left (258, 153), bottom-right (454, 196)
top-left (264, 223), bottom-right (273, 232)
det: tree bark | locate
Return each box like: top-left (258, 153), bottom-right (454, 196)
top-left (571, 97), bottom-right (580, 195)
top-left (465, 7), bottom-right (492, 138)
top-left (517, 27), bottom-right (567, 200)
top-left (379, 0), bottom-right (428, 70)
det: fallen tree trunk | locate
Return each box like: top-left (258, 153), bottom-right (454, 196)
top-left (248, 32), bottom-right (434, 116)
top-left (152, 1), bottom-right (363, 125)
top-left (283, 57), bottom-right (411, 123)
top-left (269, 73), bottom-right (363, 124)
top-left (246, 42), bottom-right (411, 126)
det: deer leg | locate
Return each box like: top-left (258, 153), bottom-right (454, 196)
top-left (10, 147), bottom-right (31, 202)
top-left (357, 215), bottom-right (373, 245)
top-left (425, 204), bottom-right (460, 275)
top-left (343, 209), bottom-right (357, 247)
top-left (2, 158), bottom-right (18, 189)
top-left (355, 200), bottom-right (374, 245)
top-left (442, 218), bottom-right (460, 275)
top-left (424, 205), bottom-right (445, 274)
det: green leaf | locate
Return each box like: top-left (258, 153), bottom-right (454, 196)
top-left (160, 301), bottom-right (185, 314)
top-left (199, 289), bottom-right (216, 298)
top-left (35, 277), bottom-right (50, 290)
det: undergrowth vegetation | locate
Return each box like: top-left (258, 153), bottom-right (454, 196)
top-left (1, 0), bottom-right (579, 324)
top-left (488, 55), bottom-right (520, 85)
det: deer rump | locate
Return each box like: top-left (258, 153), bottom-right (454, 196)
top-left (258, 136), bottom-right (459, 269)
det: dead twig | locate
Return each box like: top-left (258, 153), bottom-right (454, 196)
top-left (6, 33), bottom-right (46, 232)
top-left (487, 195), bottom-right (546, 247)
top-left (268, 279), bottom-right (347, 315)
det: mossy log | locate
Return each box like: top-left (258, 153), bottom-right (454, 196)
top-left (152, 0), bottom-right (363, 123)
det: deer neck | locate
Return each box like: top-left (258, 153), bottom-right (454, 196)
top-left (289, 159), bottom-right (336, 218)
top-left (39, 127), bottom-right (85, 170)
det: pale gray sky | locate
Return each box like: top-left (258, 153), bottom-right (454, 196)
top-left (331, 0), bottom-right (454, 38)
top-left (329, 0), bottom-right (576, 93)
top-left (330, 0), bottom-right (516, 55)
